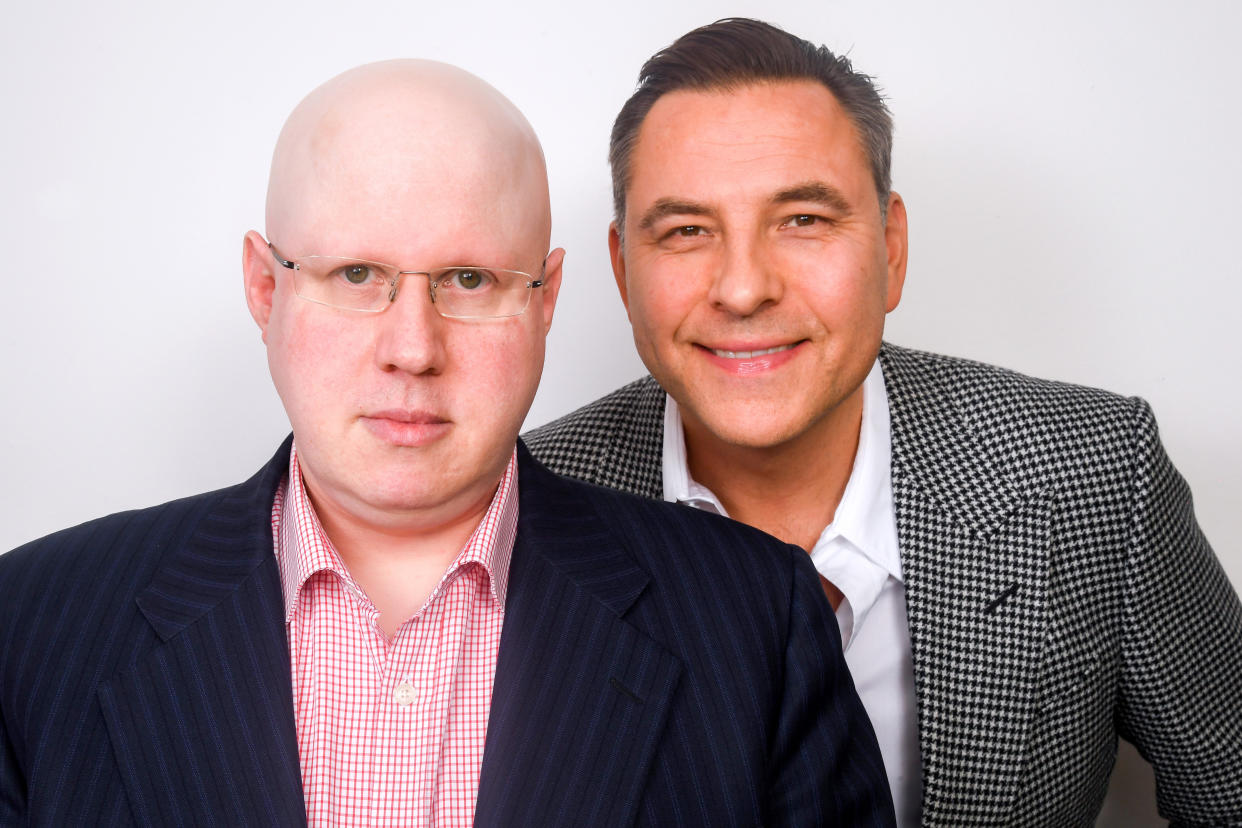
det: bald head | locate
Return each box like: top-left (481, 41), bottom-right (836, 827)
top-left (266, 59), bottom-right (551, 260)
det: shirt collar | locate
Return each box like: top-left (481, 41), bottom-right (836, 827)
top-left (272, 442), bottom-right (519, 625)
top-left (660, 358), bottom-right (902, 582)
top-left (661, 400), bottom-right (724, 511)
top-left (819, 360), bottom-right (903, 583)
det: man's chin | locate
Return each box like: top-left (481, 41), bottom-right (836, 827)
top-left (354, 484), bottom-right (472, 524)
top-left (683, 404), bottom-right (815, 454)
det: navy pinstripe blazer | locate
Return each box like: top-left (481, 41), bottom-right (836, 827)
top-left (0, 437), bottom-right (895, 826)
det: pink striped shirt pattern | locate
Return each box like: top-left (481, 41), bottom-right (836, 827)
top-left (271, 444), bottom-right (517, 826)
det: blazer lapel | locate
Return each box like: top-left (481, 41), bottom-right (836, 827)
top-left (881, 344), bottom-right (1053, 825)
top-left (98, 438), bottom-right (306, 827)
top-left (475, 446), bottom-right (682, 828)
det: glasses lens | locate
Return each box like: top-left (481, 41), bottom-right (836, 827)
top-left (292, 257), bottom-right (398, 311)
top-left (282, 256), bottom-right (536, 318)
top-left (432, 267), bottom-right (532, 319)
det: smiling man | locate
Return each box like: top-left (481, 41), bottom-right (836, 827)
top-left (526, 18), bottom-right (1242, 827)
top-left (0, 60), bottom-right (895, 825)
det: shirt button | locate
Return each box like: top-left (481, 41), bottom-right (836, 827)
top-left (393, 682), bottom-right (416, 707)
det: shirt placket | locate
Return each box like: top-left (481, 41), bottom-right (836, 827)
top-left (383, 580), bottom-right (446, 826)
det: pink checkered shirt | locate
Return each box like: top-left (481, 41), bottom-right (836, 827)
top-left (271, 443), bottom-right (517, 826)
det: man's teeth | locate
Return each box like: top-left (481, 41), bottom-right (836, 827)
top-left (710, 344), bottom-right (794, 359)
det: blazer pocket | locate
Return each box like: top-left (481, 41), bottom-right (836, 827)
top-left (1033, 652), bottom-right (1116, 727)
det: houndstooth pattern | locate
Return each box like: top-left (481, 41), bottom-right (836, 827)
top-left (524, 342), bottom-right (1242, 827)
top-left (525, 375), bottom-right (665, 498)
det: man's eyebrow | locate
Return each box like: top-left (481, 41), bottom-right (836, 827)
top-left (637, 198), bottom-right (716, 231)
top-left (771, 182), bottom-right (852, 214)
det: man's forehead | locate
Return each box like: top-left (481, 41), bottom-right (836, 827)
top-left (641, 81), bottom-right (860, 155)
top-left (627, 81), bottom-right (874, 208)
top-left (275, 187), bottom-right (545, 264)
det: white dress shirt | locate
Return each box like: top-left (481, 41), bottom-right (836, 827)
top-left (661, 360), bottom-right (922, 826)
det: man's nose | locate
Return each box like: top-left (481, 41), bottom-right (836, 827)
top-left (706, 236), bottom-right (783, 317)
top-left (372, 272), bottom-right (448, 375)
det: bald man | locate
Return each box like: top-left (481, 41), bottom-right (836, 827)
top-left (0, 61), bottom-right (895, 826)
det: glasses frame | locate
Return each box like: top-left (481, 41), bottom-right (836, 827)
top-left (267, 242), bottom-right (545, 320)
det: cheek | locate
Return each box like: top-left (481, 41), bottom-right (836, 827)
top-left (626, 263), bottom-right (703, 342)
top-left (795, 251), bottom-right (890, 330)
top-left (447, 321), bottom-right (544, 407)
top-left (267, 303), bottom-right (371, 414)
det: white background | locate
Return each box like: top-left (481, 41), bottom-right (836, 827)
top-left (2, 1), bottom-right (1238, 822)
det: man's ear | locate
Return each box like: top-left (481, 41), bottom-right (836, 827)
top-left (607, 221), bottom-right (631, 314)
top-left (242, 230), bottom-right (277, 342)
top-left (538, 247), bottom-right (566, 334)
top-left (883, 192), bottom-right (909, 313)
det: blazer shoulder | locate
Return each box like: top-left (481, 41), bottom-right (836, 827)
top-left (0, 488), bottom-right (242, 716)
top-left (881, 342), bottom-right (1153, 477)
top-left (519, 445), bottom-right (806, 594)
top-left (3, 487), bottom-right (231, 562)
top-left (883, 342), bottom-right (1135, 415)
top-left (564, 463), bottom-right (806, 586)
top-left (523, 375), bottom-right (664, 497)
top-left (0, 487), bottom-right (234, 613)
top-left (1, 437), bottom-right (291, 602)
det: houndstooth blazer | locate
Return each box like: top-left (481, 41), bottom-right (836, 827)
top-left (524, 342), bottom-right (1242, 827)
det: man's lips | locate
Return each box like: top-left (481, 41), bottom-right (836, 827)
top-left (704, 343), bottom-right (798, 359)
top-left (366, 409), bottom-right (447, 424)
top-left (360, 410), bottom-right (451, 446)
top-left (696, 341), bottom-right (804, 375)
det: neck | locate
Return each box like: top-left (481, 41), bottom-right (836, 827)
top-left (682, 387), bottom-right (863, 553)
top-left (307, 484), bottom-right (496, 638)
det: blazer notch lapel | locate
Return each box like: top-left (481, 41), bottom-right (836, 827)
top-left (100, 557), bottom-right (305, 826)
top-left (517, 442), bottom-right (653, 617)
top-left (883, 343), bottom-right (1064, 540)
top-left (134, 530), bottom-right (268, 643)
top-left (531, 532), bottom-right (651, 618)
top-left (135, 437), bottom-right (293, 642)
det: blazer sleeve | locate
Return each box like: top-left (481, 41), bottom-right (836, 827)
top-left (0, 559), bottom-right (27, 823)
top-left (0, 679), bottom-right (22, 824)
top-left (1118, 398), bottom-right (1242, 826)
top-left (767, 550), bottom-right (897, 827)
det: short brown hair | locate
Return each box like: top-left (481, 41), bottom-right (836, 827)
top-left (609, 18), bottom-right (893, 228)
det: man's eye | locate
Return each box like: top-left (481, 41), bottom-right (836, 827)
top-left (660, 225), bottom-right (707, 243)
top-left (446, 268), bottom-right (493, 290)
top-left (333, 264), bottom-right (376, 285)
top-left (786, 215), bottom-right (818, 227)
